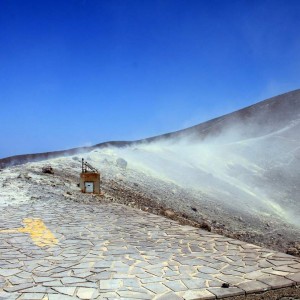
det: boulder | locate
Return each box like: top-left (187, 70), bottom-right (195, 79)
top-left (116, 158), bottom-right (127, 169)
top-left (164, 209), bottom-right (175, 218)
top-left (42, 165), bottom-right (54, 174)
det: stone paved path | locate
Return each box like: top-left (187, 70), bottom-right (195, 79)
top-left (0, 199), bottom-right (299, 300)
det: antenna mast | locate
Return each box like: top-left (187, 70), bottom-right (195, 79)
top-left (81, 158), bottom-right (99, 173)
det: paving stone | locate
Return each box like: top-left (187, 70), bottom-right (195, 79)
top-left (100, 279), bottom-right (123, 290)
top-left (0, 269), bottom-right (21, 277)
top-left (182, 279), bottom-right (206, 289)
top-left (61, 277), bottom-right (86, 284)
top-left (274, 265), bottom-right (299, 272)
top-left (267, 259), bottom-right (297, 267)
top-left (4, 283), bottom-right (36, 293)
top-left (33, 277), bottom-right (57, 283)
top-left (238, 280), bottom-right (270, 293)
top-left (19, 293), bottom-right (46, 299)
top-left (20, 286), bottom-right (48, 293)
top-left (163, 280), bottom-right (188, 292)
top-left (96, 291), bottom-right (119, 298)
top-left (94, 260), bottom-right (112, 269)
top-left (215, 274), bottom-right (245, 285)
top-left (0, 291), bottom-right (19, 300)
top-left (141, 277), bottom-right (164, 284)
top-left (87, 271), bottom-right (113, 281)
top-left (198, 267), bottom-right (220, 274)
top-left (77, 287), bottom-right (98, 299)
top-left (156, 291), bottom-right (184, 300)
top-left (122, 278), bottom-right (142, 288)
top-left (72, 271), bottom-right (93, 278)
top-left (220, 269), bottom-right (243, 276)
top-left (0, 263), bottom-right (23, 269)
top-left (0, 277), bottom-right (5, 288)
top-left (193, 273), bottom-right (215, 281)
top-left (290, 263), bottom-right (300, 269)
top-left (285, 272), bottom-right (300, 284)
top-left (117, 290), bottom-right (153, 299)
top-left (244, 270), bottom-right (265, 280)
top-left (136, 272), bottom-right (153, 279)
top-left (145, 267), bottom-right (164, 277)
top-left (50, 271), bottom-right (72, 278)
top-left (51, 286), bottom-right (76, 296)
top-left (258, 260), bottom-right (274, 268)
top-left (262, 268), bottom-right (290, 276)
top-left (47, 294), bottom-right (75, 300)
top-left (208, 287), bottom-right (245, 298)
top-left (143, 282), bottom-right (170, 294)
top-left (269, 253), bottom-right (295, 260)
top-left (257, 274), bottom-right (295, 289)
top-left (236, 265), bottom-right (260, 273)
top-left (8, 277), bottom-right (33, 285)
top-left (42, 280), bottom-right (63, 287)
top-left (180, 289), bottom-right (216, 300)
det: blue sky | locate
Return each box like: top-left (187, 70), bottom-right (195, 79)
top-left (1, 0), bottom-right (300, 158)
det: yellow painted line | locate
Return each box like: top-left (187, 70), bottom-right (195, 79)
top-left (0, 218), bottom-right (58, 248)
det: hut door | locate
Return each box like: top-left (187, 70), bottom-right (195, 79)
top-left (85, 182), bottom-right (94, 193)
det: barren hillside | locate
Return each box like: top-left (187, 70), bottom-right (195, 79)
top-left (1, 89), bottom-right (299, 255)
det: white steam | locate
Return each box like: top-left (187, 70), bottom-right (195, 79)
top-left (87, 117), bottom-right (300, 226)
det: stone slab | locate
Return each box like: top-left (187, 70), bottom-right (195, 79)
top-left (0, 199), bottom-right (299, 300)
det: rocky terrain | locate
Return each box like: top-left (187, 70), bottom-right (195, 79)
top-left (0, 89), bottom-right (300, 258)
top-left (0, 147), bottom-right (299, 258)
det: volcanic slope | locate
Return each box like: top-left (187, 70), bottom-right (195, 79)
top-left (0, 89), bottom-right (299, 254)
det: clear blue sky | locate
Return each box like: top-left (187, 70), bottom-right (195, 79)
top-left (1, 0), bottom-right (300, 158)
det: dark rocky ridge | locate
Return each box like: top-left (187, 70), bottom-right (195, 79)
top-left (142, 89), bottom-right (300, 142)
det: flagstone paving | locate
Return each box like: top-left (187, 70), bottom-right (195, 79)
top-left (0, 199), bottom-right (299, 299)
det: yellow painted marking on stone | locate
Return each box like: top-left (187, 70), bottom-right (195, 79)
top-left (0, 218), bottom-right (58, 248)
